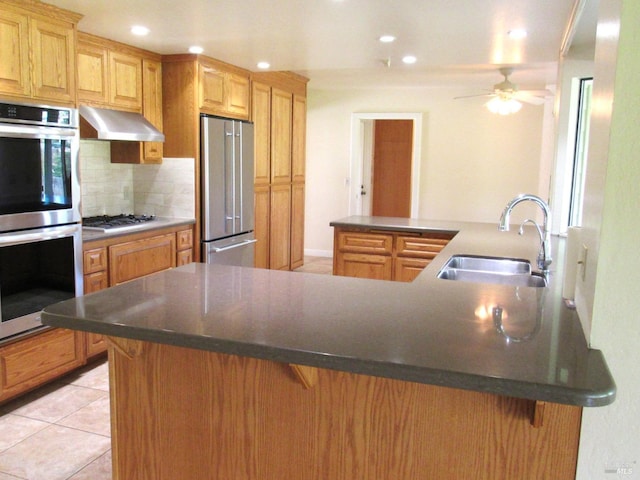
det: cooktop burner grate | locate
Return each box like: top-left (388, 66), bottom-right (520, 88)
top-left (83, 214), bottom-right (156, 229)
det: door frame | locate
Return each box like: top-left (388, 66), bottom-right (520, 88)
top-left (349, 113), bottom-right (422, 217)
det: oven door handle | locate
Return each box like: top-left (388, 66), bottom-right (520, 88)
top-left (0, 224), bottom-right (81, 247)
top-left (0, 123), bottom-right (77, 139)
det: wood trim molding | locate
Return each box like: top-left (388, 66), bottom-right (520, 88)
top-left (106, 336), bottom-right (145, 359)
top-left (289, 364), bottom-right (318, 389)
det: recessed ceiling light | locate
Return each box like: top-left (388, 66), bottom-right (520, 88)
top-left (131, 25), bottom-right (150, 36)
top-left (189, 46), bottom-right (204, 54)
top-left (379, 35), bottom-right (396, 43)
top-left (257, 61), bottom-right (271, 69)
top-left (402, 55), bottom-right (417, 64)
top-left (507, 29), bottom-right (527, 39)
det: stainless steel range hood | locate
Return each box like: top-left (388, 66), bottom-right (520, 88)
top-left (79, 106), bottom-right (165, 142)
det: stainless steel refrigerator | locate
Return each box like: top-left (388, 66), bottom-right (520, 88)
top-left (201, 115), bottom-right (255, 266)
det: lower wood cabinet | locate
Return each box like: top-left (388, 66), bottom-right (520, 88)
top-left (0, 328), bottom-right (85, 404)
top-left (333, 227), bottom-right (455, 282)
top-left (82, 224), bottom-right (194, 358)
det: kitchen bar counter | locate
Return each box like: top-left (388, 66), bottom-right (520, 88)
top-left (43, 216), bottom-right (614, 407)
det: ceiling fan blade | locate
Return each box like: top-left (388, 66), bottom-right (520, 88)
top-left (513, 92), bottom-right (547, 105)
top-left (453, 92), bottom-right (496, 100)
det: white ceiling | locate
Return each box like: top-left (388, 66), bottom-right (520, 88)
top-left (46, 0), bottom-right (598, 90)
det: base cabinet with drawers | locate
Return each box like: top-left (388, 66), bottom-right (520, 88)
top-left (333, 227), bottom-right (455, 282)
top-left (82, 225), bottom-right (194, 358)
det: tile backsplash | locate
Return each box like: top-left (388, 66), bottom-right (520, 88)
top-left (79, 140), bottom-right (195, 219)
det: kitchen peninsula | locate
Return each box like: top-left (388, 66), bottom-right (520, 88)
top-left (42, 218), bottom-right (615, 479)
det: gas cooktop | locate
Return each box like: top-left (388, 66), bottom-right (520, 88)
top-left (82, 214), bottom-right (156, 231)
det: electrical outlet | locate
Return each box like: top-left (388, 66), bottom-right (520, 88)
top-left (579, 244), bottom-right (588, 280)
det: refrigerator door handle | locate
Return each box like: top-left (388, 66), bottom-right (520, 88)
top-left (209, 239), bottom-right (257, 253)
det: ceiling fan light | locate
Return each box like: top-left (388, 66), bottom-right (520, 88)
top-left (486, 96), bottom-right (522, 115)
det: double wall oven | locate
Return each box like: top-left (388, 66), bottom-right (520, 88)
top-left (0, 101), bottom-right (82, 342)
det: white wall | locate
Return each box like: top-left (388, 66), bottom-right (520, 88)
top-left (305, 86), bottom-right (550, 255)
top-left (577, 0), bottom-right (640, 476)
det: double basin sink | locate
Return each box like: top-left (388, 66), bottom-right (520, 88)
top-left (437, 255), bottom-right (547, 288)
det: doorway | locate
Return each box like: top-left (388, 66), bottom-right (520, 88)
top-left (349, 113), bottom-right (422, 218)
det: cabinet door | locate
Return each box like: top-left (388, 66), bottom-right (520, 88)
top-left (394, 257), bottom-right (430, 282)
top-left (30, 17), bottom-right (76, 104)
top-left (86, 332), bottom-right (107, 358)
top-left (270, 88), bottom-right (292, 184)
top-left (0, 328), bottom-right (84, 403)
top-left (226, 72), bottom-right (250, 118)
top-left (84, 271), bottom-right (108, 293)
top-left (290, 182), bottom-right (305, 270)
top-left (335, 252), bottom-right (393, 280)
top-left (199, 61), bottom-right (225, 113)
top-left (77, 40), bottom-right (108, 104)
top-left (0, 9), bottom-right (31, 97)
top-left (269, 184), bottom-right (291, 271)
top-left (252, 81), bottom-right (271, 187)
top-left (142, 58), bottom-right (163, 162)
top-left (109, 233), bottom-right (176, 286)
top-left (254, 185), bottom-right (270, 269)
top-left (109, 51), bottom-right (142, 111)
top-left (292, 95), bottom-right (306, 183)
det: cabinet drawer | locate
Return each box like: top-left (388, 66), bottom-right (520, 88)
top-left (177, 249), bottom-right (193, 266)
top-left (0, 329), bottom-right (84, 395)
top-left (176, 228), bottom-right (193, 251)
top-left (337, 231), bottom-right (393, 255)
top-left (335, 253), bottom-right (393, 281)
top-left (83, 247), bottom-right (108, 274)
top-left (394, 257), bottom-right (431, 283)
top-left (396, 234), bottom-right (453, 258)
top-left (84, 271), bottom-right (108, 293)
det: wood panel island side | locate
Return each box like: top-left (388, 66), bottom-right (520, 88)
top-left (41, 220), bottom-right (615, 480)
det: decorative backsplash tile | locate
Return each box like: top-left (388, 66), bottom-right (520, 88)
top-left (79, 140), bottom-right (195, 219)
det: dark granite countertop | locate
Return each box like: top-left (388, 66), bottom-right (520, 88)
top-left (42, 216), bottom-right (615, 407)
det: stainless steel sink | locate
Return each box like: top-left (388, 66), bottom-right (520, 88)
top-left (437, 255), bottom-right (548, 288)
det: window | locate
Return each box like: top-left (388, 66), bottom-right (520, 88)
top-left (568, 78), bottom-right (593, 227)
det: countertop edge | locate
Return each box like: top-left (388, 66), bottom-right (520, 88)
top-left (41, 310), bottom-right (616, 407)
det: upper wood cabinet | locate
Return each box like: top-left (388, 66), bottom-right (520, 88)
top-left (77, 33), bottom-right (145, 112)
top-left (78, 33), bottom-right (164, 163)
top-left (141, 58), bottom-right (163, 162)
top-left (198, 57), bottom-right (250, 119)
top-left (109, 50), bottom-right (142, 111)
top-left (0, 1), bottom-right (79, 105)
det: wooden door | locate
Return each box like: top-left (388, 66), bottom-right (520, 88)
top-left (269, 184), bottom-right (291, 271)
top-left (109, 51), bottom-right (142, 111)
top-left (270, 88), bottom-right (292, 184)
top-left (30, 17), bottom-right (76, 104)
top-left (371, 120), bottom-right (413, 217)
top-left (252, 81), bottom-right (272, 186)
top-left (0, 9), bottom-right (31, 98)
top-left (77, 38), bottom-right (109, 105)
top-left (142, 58), bottom-right (163, 162)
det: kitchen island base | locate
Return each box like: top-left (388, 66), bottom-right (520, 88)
top-left (108, 338), bottom-right (581, 480)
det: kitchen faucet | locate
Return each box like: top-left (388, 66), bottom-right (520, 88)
top-left (498, 194), bottom-right (552, 272)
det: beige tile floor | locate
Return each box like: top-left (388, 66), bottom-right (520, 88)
top-left (0, 256), bottom-right (332, 480)
top-left (0, 359), bottom-right (111, 480)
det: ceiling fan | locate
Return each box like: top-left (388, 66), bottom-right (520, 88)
top-left (456, 67), bottom-right (553, 114)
